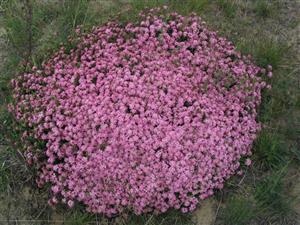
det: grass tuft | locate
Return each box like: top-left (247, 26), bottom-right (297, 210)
top-left (254, 40), bottom-right (285, 69)
top-left (253, 130), bottom-right (286, 170)
top-left (219, 196), bottom-right (255, 225)
top-left (217, 0), bottom-right (237, 18)
top-left (237, 38), bottom-right (285, 69)
top-left (254, 168), bottom-right (296, 223)
top-left (64, 209), bottom-right (96, 225)
top-left (126, 210), bottom-right (194, 225)
top-left (254, 0), bottom-right (276, 18)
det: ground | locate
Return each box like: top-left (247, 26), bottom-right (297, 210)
top-left (0, 0), bottom-right (299, 225)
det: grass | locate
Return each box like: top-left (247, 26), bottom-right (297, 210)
top-left (219, 196), bottom-right (255, 225)
top-left (0, 0), bottom-right (299, 224)
top-left (254, 0), bottom-right (274, 18)
top-left (55, 207), bottom-right (194, 225)
top-left (254, 168), bottom-right (296, 224)
top-left (236, 38), bottom-right (285, 69)
top-left (217, 0), bottom-right (237, 18)
top-left (253, 130), bottom-right (286, 170)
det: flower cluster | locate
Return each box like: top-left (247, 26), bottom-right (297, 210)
top-left (10, 8), bottom-right (269, 216)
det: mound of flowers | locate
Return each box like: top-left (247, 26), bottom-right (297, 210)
top-left (10, 8), bottom-right (270, 216)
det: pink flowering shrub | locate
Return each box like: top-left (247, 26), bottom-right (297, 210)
top-left (10, 8), bottom-right (270, 216)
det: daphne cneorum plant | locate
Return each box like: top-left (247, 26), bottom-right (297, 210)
top-left (10, 7), bottom-right (271, 216)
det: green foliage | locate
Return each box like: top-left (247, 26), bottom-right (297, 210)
top-left (254, 41), bottom-right (285, 69)
top-left (0, 106), bottom-right (33, 193)
top-left (0, 146), bottom-right (10, 192)
top-left (122, 0), bottom-right (210, 22)
top-left (281, 110), bottom-right (300, 138)
top-left (62, 208), bottom-right (193, 225)
top-left (64, 209), bottom-right (96, 225)
top-left (1, 0), bottom-right (29, 56)
top-left (169, 0), bottom-right (210, 15)
top-left (259, 82), bottom-right (297, 123)
top-left (237, 38), bottom-right (285, 69)
top-left (0, 107), bottom-right (19, 144)
top-left (254, 1), bottom-right (273, 18)
top-left (254, 169), bottom-right (295, 223)
top-left (220, 196), bottom-right (255, 225)
top-left (290, 144), bottom-right (300, 162)
top-left (217, 0), bottom-right (237, 18)
top-left (253, 130), bottom-right (286, 170)
top-left (1, 0), bottom-right (121, 67)
top-left (127, 210), bottom-right (194, 225)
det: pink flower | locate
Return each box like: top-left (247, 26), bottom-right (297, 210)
top-left (267, 72), bottom-right (273, 78)
top-left (267, 65), bottom-right (272, 71)
top-left (51, 185), bottom-right (59, 193)
top-left (245, 158), bottom-right (252, 166)
top-left (68, 200), bottom-right (74, 208)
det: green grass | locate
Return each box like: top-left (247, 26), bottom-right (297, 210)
top-left (59, 207), bottom-right (194, 225)
top-left (217, 0), bottom-right (237, 18)
top-left (119, 0), bottom-right (210, 22)
top-left (125, 210), bottom-right (194, 225)
top-left (254, 168), bottom-right (296, 224)
top-left (63, 208), bottom-right (96, 225)
top-left (236, 38), bottom-right (285, 69)
top-left (253, 130), bottom-right (286, 170)
top-left (0, 0), bottom-right (299, 224)
top-left (219, 196), bottom-right (255, 225)
top-left (254, 0), bottom-right (273, 18)
top-left (254, 41), bottom-right (285, 69)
